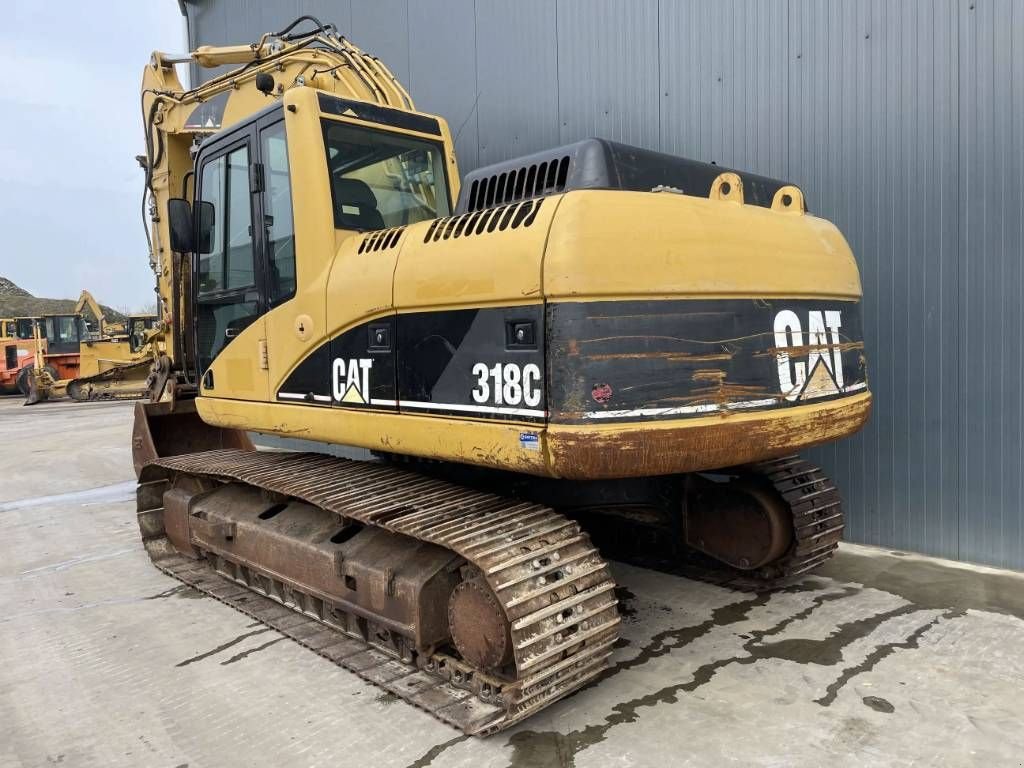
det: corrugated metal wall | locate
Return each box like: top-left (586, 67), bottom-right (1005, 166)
top-left (184, 0), bottom-right (1024, 570)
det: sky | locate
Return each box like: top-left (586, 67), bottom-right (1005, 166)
top-left (0, 1), bottom-right (185, 313)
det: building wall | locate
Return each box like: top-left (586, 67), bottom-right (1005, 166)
top-left (184, 0), bottom-right (1024, 570)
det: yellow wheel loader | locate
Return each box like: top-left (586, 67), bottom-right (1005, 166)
top-left (132, 17), bottom-right (870, 734)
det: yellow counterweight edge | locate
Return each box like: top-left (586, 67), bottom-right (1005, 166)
top-left (196, 396), bottom-right (550, 475)
top-left (546, 391), bottom-right (872, 479)
top-left (198, 390), bottom-right (871, 481)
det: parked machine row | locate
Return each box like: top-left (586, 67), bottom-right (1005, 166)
top-left (0, 292), bottom-right (157, 402)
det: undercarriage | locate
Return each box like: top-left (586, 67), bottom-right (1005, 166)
top-left (137, 448), bottom-right (843, 734)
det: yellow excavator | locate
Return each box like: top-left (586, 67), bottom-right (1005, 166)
top-left (132, 17), bottom-right (870, 734)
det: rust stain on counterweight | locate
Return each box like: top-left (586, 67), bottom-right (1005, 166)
top-left (547, 394), bottom-right (872, 479)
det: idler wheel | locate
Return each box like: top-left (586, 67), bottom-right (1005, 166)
top-left (448, 579), bottom-right (512, 671)
top-left (685, 478), bottom-right (794, 570)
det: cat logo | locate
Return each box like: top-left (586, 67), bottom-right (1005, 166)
top-left (332, 357), bottom-right (373, 404)
top-left (773, 310), bottom-right (844, 402)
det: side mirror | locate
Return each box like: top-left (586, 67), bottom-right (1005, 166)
top-left (196, 200), bottom-right (216, 255)
top-left (167, 198), bottom-right (194, 252)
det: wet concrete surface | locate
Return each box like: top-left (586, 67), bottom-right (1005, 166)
top-left (1, 397), bottom-right (1023, 767)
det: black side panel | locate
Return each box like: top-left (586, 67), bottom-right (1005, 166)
top-left (397, 305), bottom-right (545, 423)
top-left (547, 299), bottom-right (867, 424)
top-left (276, 342), bottom-right (332, 405)
top-left (330, 317), bottom-right (397, 409)
top-left (276, 318), bottom-right (396, 409)
top-left (276, 307), bottom-right (545, 423)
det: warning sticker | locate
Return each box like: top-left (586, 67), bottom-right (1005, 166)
top-left (519, 432), bottom-right (540, 451)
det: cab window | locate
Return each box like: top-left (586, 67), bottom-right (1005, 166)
top-left (15, 319), bottom-right (34, 339)
top-left (322, 121), bottom-right (450, 231)
top-left (261, 121), bottom-right (296, 304)
top-left (197, 145), bottom-right (255, 293)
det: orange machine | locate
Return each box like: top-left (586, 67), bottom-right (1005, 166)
top-left (1, 318), bottom-right (39, 393)
top-left (15, 314), bottom-right (87, 394)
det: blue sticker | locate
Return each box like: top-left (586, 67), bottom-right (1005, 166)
top-left (519, 432), bottom-right (540, 451)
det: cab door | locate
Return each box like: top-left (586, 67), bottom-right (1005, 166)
top-left (194, 128), bottom-right (269, 401)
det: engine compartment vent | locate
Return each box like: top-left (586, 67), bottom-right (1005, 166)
top-left (357, 226), bottom-right (406, 254)
top-left (464, 156), bottom-right (570, 213)
top-left (454, 138), bottom-right (798, 214)
top-left (423, 198), bottom-right (544, 243)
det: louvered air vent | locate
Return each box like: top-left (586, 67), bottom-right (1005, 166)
top-left (464, 156), bottom-right (570, 213)
top-left (455, 139), bottom-right (796, 214)
top-left (422, 198), bottom-right (544, 244)
top-left (357, 226), bottom-right (405, 254)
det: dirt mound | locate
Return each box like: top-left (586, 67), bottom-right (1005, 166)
top-left (0, 278), bottom-right (125, 324)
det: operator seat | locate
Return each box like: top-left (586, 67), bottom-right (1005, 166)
top-left (334, 178), bottom-right (385, 231)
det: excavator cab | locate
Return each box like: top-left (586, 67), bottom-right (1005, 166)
top-left (155, 86), bottom-right (457, 402)
top-left (141, 86), bottom-right (455, 466)
top-left (126, 315), bottom-right (158, 354)
top-left (41, 314), bottom-right (86, 355)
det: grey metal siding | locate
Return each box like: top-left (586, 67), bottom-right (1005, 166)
top-left (475, 1), bottom-right (559, 166)
top-left (555, 0), bottom-right (661, 148)
top-left (184, 1), bottom-right (1024, 570)
top-left (790, 0), bottom-right (962, 561)
top-left (659, 0), bottom-right (790, 179)
top-left (350, 1), bottom-right (408, 85)
top-left (958, 0), bottom-right (1024, 568)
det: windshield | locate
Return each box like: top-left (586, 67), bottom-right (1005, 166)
top-left (44, 316), bottom-right (81, 344)
top-left (322, 120), bottom-right (450, 231)
top-left (15, 319), bottom-right (34, 339)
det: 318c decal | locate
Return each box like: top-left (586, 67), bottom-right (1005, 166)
top-left (471, 362), bottom-right (542, 407)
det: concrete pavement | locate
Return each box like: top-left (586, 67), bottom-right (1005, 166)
top-left (1, 396), bottom-right (1022, 767)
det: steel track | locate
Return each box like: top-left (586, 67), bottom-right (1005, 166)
top-left (137, 449), bottom-right (621, 735)
top-left (749, 455), bottom-right (846, 581)
top-left (67, 360), bottom-right (151, 402)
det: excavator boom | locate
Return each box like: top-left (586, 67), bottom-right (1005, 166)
top-left (71, 290), bottom-right (113, 337)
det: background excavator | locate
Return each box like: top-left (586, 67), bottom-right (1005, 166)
top-left (74, 289), bottom-right (125, 338)
top-left (131, 17), bottom-right (870, 734)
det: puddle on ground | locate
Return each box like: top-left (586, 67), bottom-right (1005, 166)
top-left (819, 549), bottom-right (1024, 619)
top-left (0, 481), bottom-right (136, 513)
